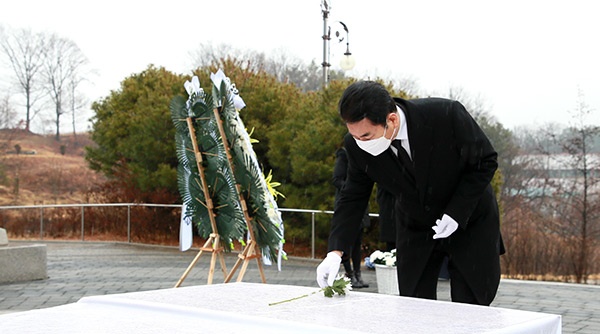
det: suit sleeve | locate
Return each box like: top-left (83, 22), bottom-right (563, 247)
top-left (327, 135), bottom-right (374, 255)
top-left (332, 148), bottom-right (347, 190)
top-left (444, 101), bottom-right (498, 228)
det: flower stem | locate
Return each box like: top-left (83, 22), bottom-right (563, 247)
top-left (268, 290), bottom-right (320, 306)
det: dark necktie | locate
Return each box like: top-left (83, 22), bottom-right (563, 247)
top-left (392, 140), bottom-right (412, 163)
top-left (392, 140), bottom-right (416, 183)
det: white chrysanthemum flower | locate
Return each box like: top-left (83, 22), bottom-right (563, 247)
top-left (184, 76), bottom-right (202, 96)
top-left (369, 249), bottom-right (396, 266)
top-left (370, 250), bottom-right (383, 261)
top-left (209, 70), bottom-right (226, 89)
top-left (184, 76), bottom-right (205, 111)
top-left (210, 69), bottom-right (246, 110)
top-left (338, 274), bottom-right (353, 291)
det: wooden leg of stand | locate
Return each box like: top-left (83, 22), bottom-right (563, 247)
top-left (255, 244), bottom-right (267, 283)
top-left (224, 247), bottom-right (248, 283)
top-left (236, 249), bottom-right (252, 283)
top-left (207, 235), bottom-right (219, 284)
top-left (218, 251), bottom-right (228, 280)
top-left (210, 233), bottom-right (228, 282)
top-left (174, 237), bottom-right (212, 288)
top-left (240, 241), bottom-right (266, 283)
top-left (208, 250), bottom-right (218, 284)
top-left (223, 240), bottom-right (267, 283)
top-left (174, 246), bottom-right (206, 287)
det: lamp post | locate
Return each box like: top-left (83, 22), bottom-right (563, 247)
top-left (321, 0), bottom-right (355, 88)
top-left (321, 0), bottom-right (331, 87)
top-left (338, 21), bottom-right (356, 71)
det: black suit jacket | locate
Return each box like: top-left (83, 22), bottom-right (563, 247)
top-left (328, 97), bottom-right (502, 305)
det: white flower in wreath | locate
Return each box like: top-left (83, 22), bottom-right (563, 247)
top-left (210, 69), bottom-right (246, 110)
top-left (184, 76), bottom-right (204, 111)
top-left (184, 76), bottom-right (203, 97)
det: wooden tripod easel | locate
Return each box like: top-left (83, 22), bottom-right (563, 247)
top-left (174, 117), bottom-right (228, 287)
top-left (211, 106), bottom-right (266, 283)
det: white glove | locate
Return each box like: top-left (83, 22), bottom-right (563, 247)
top-left (316, 251), bottom-right (342, 288)
top-left (432, 214), bottom-right (459, 239)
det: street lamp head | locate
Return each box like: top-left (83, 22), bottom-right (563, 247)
top-left (322, 3), bottom-right (357, 86)
top-left (340, 52), bottom-right (355, 71)
top-left (338, 21), bottom-right (355, 71)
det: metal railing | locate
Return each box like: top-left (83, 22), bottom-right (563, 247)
top-left (0, 203), bottom-right (379, 259)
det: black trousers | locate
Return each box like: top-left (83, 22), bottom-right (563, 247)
top-left (411, 248), bottom-right (482, 305)
top-left (342, 228), bottom-right (364, 273)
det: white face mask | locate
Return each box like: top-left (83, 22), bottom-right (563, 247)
top-left (354, 124), bottom-right (392, 156)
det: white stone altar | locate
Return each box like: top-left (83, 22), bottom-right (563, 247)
top-left (0, 282), bottom-right (561, 333)
top-left (0, 227), bottom-right (8, 246)
top-left (0, 229), bottom-right (47, 284)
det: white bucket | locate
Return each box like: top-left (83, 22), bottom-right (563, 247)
top-left (374, 264), bottom-right (399, 295)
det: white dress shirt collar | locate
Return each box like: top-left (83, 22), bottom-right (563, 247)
top-left (395, 105), bottom-right (408, 141)
top-left (392, 105), bottom-right (412, 159)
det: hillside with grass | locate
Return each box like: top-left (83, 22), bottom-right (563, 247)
top-left (0, 129), bottom-right (106, 206)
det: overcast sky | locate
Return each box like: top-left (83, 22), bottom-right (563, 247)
top-left (1, 0), bottom-right (599, 132)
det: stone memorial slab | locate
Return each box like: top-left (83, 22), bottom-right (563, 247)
top-left (0, 282), bottom-right (561, 333)
top-left (0, 243), bottom-right (47, 283)
top-left (0, 228), bottom-right (7, 246)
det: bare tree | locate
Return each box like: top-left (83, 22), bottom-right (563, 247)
top-left (188, 42), bottom-right (324, 91)
top-left (444, 86), bottom-right (496, 123)
top-left (263, 48), bottom-right (323, 91)
top-left (67, 74), bottom-right (89, 143)
top-left (518, 92), bottom-right (600, 283)
top-left (43, 34), bottom-right (88, 141)
top-left (188, 43), bottom-right (267, 73)
top-left (0, 26), bottom-right (48, 131)
top-left (438, 87), bottom-right (582, 279)
top-left (0, 93), bottom-right (17, 129)
top-left (392, 75), bottom-right (420, 98)
top-left (552, 92), bottom-right (600, 283)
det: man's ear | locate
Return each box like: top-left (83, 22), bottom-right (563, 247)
top-left (388, 111), bottom-right (400, 128)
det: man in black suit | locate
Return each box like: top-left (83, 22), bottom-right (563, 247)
top-left (317, 81), bottom-right (504, 306)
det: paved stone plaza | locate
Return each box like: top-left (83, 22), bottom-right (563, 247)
top-left (1, 241), bottom-right (598, 333)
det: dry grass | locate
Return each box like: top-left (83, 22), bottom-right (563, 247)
top-left (0, 129), bottom-right (105, 205)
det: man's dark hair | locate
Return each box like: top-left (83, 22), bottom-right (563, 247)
top-left (338, 81), bottom-right (397, 125)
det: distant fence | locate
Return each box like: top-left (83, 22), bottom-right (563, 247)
top-left (0, 203), bottom-right (379, 259)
